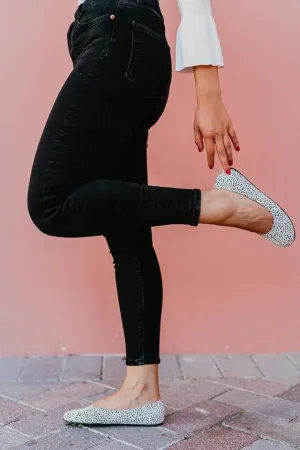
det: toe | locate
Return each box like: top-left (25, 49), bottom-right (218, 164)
top-left (63, 409), bottom-right (78, 423)
top-left (63, 411), bottom-right (73, 423)
top-left (63, 407), bottom-right (89, 424)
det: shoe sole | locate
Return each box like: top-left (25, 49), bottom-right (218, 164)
top-left (64, 419), bottom-right (164, 427)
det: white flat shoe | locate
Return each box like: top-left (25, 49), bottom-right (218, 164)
top-left (63, 400), bottom-right (165, 426)
top-left (214, 168), bottom-right (295, 248)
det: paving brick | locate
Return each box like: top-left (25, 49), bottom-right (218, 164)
top-left (243, 440), bottom-right (294, 449)
top-left (279, 383), bottom-right (300, 403)
top-left (169, 425), bottom-right (256, 450)
top-left (62, 355), bottom-right (102, 381)
top-left (216, 389), bottom-right (300, 420)
top-left (87, 424), bottom-right (180, 449)
top-left (0, 383), bottom-right (49, 401)
top-left (160, 379), bottom-right (227, 409)
top-left (159, 355), bottom-right (181, 379)
top-left (19, 357), bottom-right (63, 382)
top-left (0, 398), bottom-right (34, 425)
top-left (89, 439), bottom-right (139, 449)
top-left (165, 405), bottom-right (177, 416)
top-left (0, 426), bottom-right (29, 450)
top-left (11, 426), bottom-right (107, 450)
top-left (9, 401), bottom-right (84, 438)
top-left (102, 356), bottom-right (126, 381)
top-left (225, 412), bottom-right (300, 447)
top-left (287, 353), bottom-right (300, 369)
top-left (0, 358), bottom-right (27, 382)
top-left (212, 378), bottom-right (289, 397)
top-left (24, 382), bottom-right (108, 411)
top-left (0, 384), bottom-right (11, 394)
top-left (215, 355), bottom-right (262, 378)
top-left (179, 355), bottom-right (221, 379)
top-left (270, 378), bottom-right (300, 388)
top-left (163, 399), bottom-right (240, 437)
top-left (251, 355), bottom-right (298, 379)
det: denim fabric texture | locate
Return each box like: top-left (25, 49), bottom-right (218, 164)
top-left (27, 0), bottom-right (201, 365)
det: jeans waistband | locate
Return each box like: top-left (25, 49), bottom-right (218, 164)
top-left (79, 0), bottom-right (160, 12)
top-left (76, 0), bottom-right (163, 28)
top-left (122, 0), bottom-right (159, 5)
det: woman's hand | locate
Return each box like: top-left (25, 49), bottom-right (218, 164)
top-left (193, 66), bottom-right (240, 173)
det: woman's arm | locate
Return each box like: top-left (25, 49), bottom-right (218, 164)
top-left (176, 0), bottom-right (240, 173)
top-left (193, 66), bottom-right (239, 173)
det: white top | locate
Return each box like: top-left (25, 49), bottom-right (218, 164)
top-left (78, 0), bottom-right (224, 71)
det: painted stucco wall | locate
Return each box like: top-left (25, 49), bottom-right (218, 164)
top-left (1, 0), bottom-right (299, 356)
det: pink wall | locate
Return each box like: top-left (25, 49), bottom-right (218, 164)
top-left (1, 0), bottom-right (299, 356)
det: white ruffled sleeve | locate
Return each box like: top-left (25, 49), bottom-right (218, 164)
top-left (176, 0), bottom-right (224, 72)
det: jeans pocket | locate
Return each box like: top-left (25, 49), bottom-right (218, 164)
top-left (72, 15), bottom-right (115, 64)
top-left (125, 21), bottom-right (172, 100)
top-left (76, 12), bottom-right (113, 28)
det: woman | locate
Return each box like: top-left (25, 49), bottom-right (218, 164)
top-left (27, 0), bottom-right (295, 426)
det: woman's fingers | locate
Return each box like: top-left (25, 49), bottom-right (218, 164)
top-left (223, 134), bottom-right (233, 166)
top-left (204, 138), bottom-right (215, 169)
top-left (228, 125), bottom-right (240, 151)
top-left (215, 137), bottom-right (230, 173)
top-left (194, 98), bottom-right (240, 171)
top-left (204, 133), bottom-right (231, 172)
top-left (194, 126), bottom-right (203, 152)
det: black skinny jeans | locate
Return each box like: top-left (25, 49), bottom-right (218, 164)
top-left (27, 0), bottom-right (201, 365)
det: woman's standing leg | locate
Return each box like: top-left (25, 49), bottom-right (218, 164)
top-left (102, 129), bottom-right (163, 409)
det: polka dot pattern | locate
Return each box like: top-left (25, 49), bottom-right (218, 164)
top-left (63, 400), bottom-right (165, 426)
top-left (214, 168), bottom-right (295, 248)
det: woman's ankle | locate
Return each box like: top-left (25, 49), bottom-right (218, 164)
top-left (125, 364), bottom-right (159, 383)
top-left (200, 189), bottom-right (235, 225)
top-left (121, 365), bottom-right (160, 398)
top-left (200, 188), bottom-right (273, 234)
top-left (122, 378), bottom-right (160, 395)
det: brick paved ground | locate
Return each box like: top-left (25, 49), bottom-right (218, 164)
top-left (0, 353), bottom-right (300, 449)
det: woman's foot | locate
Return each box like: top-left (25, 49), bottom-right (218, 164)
top-left (200, 188), bottom-right (274, 234)
top-left (200, 168), bottom-right (295, 247)
top-left (210, 168), bottom-right (295, 247)
top-left (63, 365), bottom-right (164, 426)
top-left (93, 365), bottom-right (161, 410)
top-left (93, 380), bottom-right (160, 410)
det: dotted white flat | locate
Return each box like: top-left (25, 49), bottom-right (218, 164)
top-left (63, 400), bottom-right (165, 426)
top-left (214, 168), bottom-right (295, 248)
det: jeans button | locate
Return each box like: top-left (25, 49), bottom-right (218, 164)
top-left (110, 14), bottom-right (115, 20)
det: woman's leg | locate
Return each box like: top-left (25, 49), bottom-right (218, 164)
top-left (104, 128), bottom-right (163, 367)
top-left (101, 229), bottom-right (163, 409)
top-left (99, 129), bottom-right (163, 410)
top-left (27, 50), bottom-right (200, 238)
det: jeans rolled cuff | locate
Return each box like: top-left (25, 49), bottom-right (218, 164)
top-left (191, 189), bottom-right (201, 226)
top-left (126, 357), bottom-right (161, 366)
